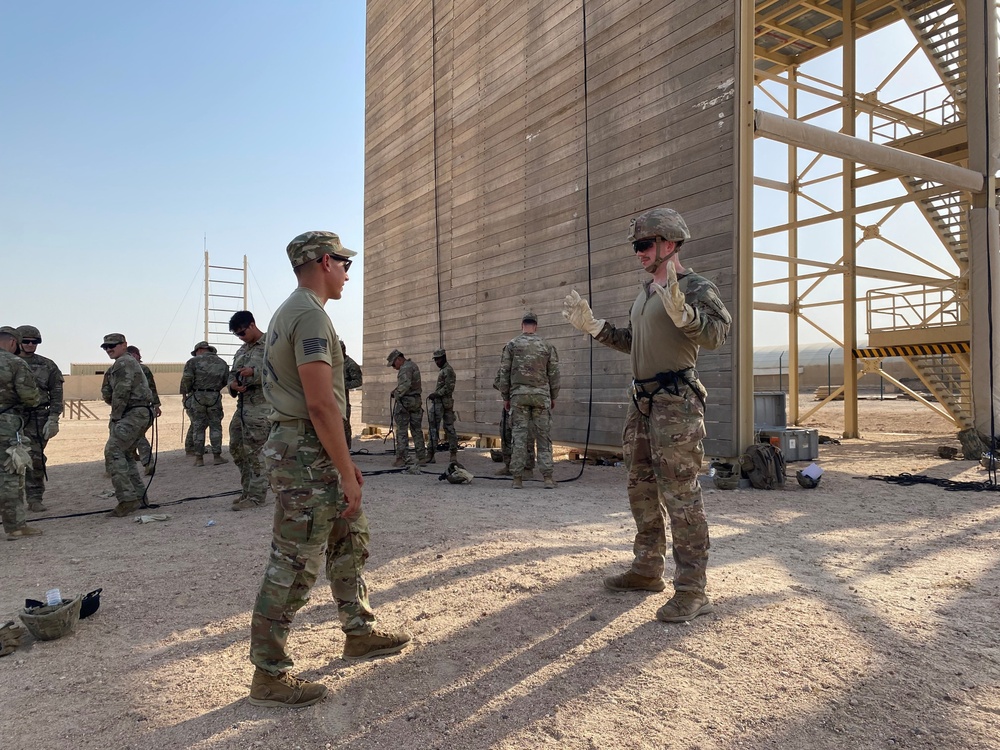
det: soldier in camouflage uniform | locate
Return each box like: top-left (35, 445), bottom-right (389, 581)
top-left (228, 311), bottom-right (269, 511)
top-left (127, 346), bottom-right (161, 476)
top-left (100, 333), bottom-right (155, 518)
top-left (180, 341), bottom-right (230, 466)
top-left (342, 341), bottom-right (362, 448)
top-left (247, 230), bottom-right (409, 708)
top-left (493, 342), bottom-right (535, 476)
top-left (499, 311), bottom-right (559, 490)
top-left (563, 206), bottom-right (732, 623)
top-left (426, 348), bottom-right (458, 464)
top-left (387, 349), bottom-right (426, 469)
top-left (16, 325), bottom-right (63, 512)
top-left (0, 326), bottom-right (43, 540)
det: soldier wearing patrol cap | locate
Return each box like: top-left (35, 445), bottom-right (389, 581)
top-left (563, 206), bottom-right (732, 623)
top-left (16, 325), bottom-right (64, 512)
top-left (387, 348), bottom-right (426, 469)
top-left (246, 230), bottom-right (409, 709)
top-left (180, 340), bottom-right (230, 466)
top-left (427, 348), bottom-right (458, 464)
top-left (100, 333), bottom-right (155, 517)
top-left (498, 311), bottom-right (560, 490)
top-left (0, 326), bottom-right (43, 540)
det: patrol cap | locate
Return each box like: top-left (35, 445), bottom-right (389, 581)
top-left (102, 333), bottom-right (126, 347)
top-left (191, 340), bottom-right (212, 356)
top-left (286, 231), bottom-right (356, 268)
top-left (433, 349), bottom-right (446, 359)
top-left (522, 310), bottom-right (538, 324)
top-left (627, 206), bottom-right (691, 244)
top-left (0, 326), bottom-right (21, 345)
top-left (386, 348), bottom-right (403, 365)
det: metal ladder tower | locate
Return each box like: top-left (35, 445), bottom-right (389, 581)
top-left (203, 251), bottom-right (248, 361)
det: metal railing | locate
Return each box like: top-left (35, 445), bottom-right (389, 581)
top-left (867, 281), bottom-right (968, 335)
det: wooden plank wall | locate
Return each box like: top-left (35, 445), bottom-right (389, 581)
top-left (364, 0), bottom-right (739, 457)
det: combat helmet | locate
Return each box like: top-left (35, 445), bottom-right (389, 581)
top-left (627, 207), bottom-right (691, 244)
top-left (16, 325), bottom-right (41, 343)
top-left (795, 470), bottom-right (821, 489)
top-left (711, 461), bottom-right (739, 490)
top-left (19, 595), bottom-right (82, 641)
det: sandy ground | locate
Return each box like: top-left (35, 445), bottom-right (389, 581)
top-left (1, 394), bottom-right (999, 750)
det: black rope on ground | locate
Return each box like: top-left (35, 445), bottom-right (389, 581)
top-left (28, 489), bottom-right (242, 522)
top-left (866, 473), bottom-right (1000, 492)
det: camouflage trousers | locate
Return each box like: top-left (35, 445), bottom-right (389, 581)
top-left (622, 388), bottom-right (709, 592)
top-left (0, 417), bottom-right (28, 533)
top-left (392, 395), bottom-right (426, 464)
top-left (510, 394), bottom-right (551, 477)
top-left (230, 401), bottom-right (270, 505)
top-left (105, 408), bottom-right (152, 506)
top-left (188, 392), bottom-right (224, 456)
top-left (427, 397), bottom-right (457, 456)
top-left (21, 409), bottom-right (49, 504)
top-left (501, 407), bottom-right (534, 470)
top-left (250, 421), bottom-right (376, 676)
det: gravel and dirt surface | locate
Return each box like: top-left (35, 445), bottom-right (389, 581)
top-left (2, 394), bottom-right (998, 750)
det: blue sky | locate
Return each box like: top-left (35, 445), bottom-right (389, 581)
top-left (1, 2), bottom-right (368, 370)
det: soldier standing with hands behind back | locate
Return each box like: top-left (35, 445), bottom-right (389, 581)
top-left (16, 325), bottom-right (63, 512)
top-left (427, 348), bottom-right (458, 464)
top-left (563, 207), bottom-right (731, 623)
top-left (499, 311), bottom-right (559, 490)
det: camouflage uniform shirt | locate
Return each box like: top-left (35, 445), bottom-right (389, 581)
top-left (498, 333), bottom-right (559, 402)
top-left (19, 352), bottom-right (63, 416)
top-left (392, 359), bottom-right (421, 400)
top-left (103, 354), bottom-right (153, 419)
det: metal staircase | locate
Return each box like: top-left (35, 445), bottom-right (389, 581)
top-left (906, 350), bottom-right (973, 429)
top-left (900, 0), bottom-right (967, 109)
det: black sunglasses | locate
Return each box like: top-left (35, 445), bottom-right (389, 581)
top-left (233, 328), bottom-right (249, 338)
top-left (316, 254), bottom-right (352, 272)
top-left (21, 339), bottom-right (40, 345)
top-left (101, 343), bottom-right (119, 350)
top-left (632, 238), bottom-right (657, 253)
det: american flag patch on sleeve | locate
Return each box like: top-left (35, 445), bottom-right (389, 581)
top-left (301, 337), bottom-right (328, 356)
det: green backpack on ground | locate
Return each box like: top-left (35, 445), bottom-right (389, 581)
top-left (739, 442), bottom-right (786, 490)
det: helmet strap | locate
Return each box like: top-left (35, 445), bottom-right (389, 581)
top-left (645, 238), bottom-right (679, 275)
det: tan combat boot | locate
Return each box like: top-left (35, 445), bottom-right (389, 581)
top-left (603, 571), bottom-right (666, 592)
top-left (232, 498), bottom-right (263, 512)
top-left (144, 463), bottom-right (155, 476)
top-left (543, 476), bottom-right (556, 489)
top-left (655, 592), bottom-right (715, 622)
top-left (27, 500), bottom-right (48, 512)
top-left (5, 525), bottom-right (43, 541)
top-left (449, 450), bottom-right (458, 463)
top-left (193, 455), bottom-right (204, 467)
top-left (213, 454), bottom-right (229, 465)
top-left (495, 466), bottom-right (511, 476)
top-left (512, 475), bottom-right (523, 489)
top-left (248, 668), bottom-right (328, 708)
top-left (343, 629), bottom-right (412, 661)
top-left (392, 456), bottom-right (406, 468)
top-left (425, 452), bottom-right (436, 464)
top-left (108, 500), bottom-right (141, 518)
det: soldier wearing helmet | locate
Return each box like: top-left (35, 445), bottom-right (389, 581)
top-left (427, 348), bottom-right (458, 464)
top-left (16, 325), bottom-right (64, 513)
top-left (0, 326), bottom-right (43, 540)
top-left (563, 206), bottom-right (732, 624)
top-left (387, 349), bottom-right (426, 470)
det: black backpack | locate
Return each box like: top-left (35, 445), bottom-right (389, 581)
top-left (739, 442), bottom-right (786, 490)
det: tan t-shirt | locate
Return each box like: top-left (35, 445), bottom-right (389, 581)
top-left (262, 287), bottom-right (346, 422)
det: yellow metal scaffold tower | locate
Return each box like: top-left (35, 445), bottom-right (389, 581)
top-left (745, 0), bottom-right (999, 439)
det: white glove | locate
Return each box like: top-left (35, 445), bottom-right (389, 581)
top-left (562, 290), bottom-right (605, 337)
top-left (42, 416), bottom-right (59, 441)
top-left (4, 444), bottom-right (32, 475)
top-left (651, 264), bottom-right (695, 327)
